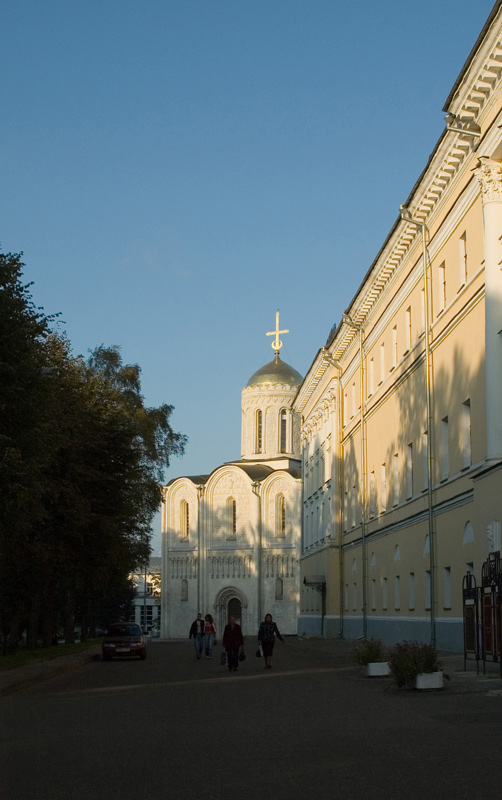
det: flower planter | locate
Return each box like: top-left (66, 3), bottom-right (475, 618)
top-left (365, 661), bottom-right (390, 677)
top-left (413, 670), bottom-right (443, 690)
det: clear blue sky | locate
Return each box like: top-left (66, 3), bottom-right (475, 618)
top-left (2, 0), bottom-right (496, 553)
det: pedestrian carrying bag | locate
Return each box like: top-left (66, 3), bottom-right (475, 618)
top-left (220, 650), bottom-right (227, 666)
top-left (256, 645), bottom-right (263, 658)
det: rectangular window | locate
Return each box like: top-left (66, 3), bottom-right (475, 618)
top-left (441, 416), bottom-right (449, 480)
top-left (438, 262), bottom-right (446, 313)
top-left (351, 484), bottom-right (356, 528)
top-left (425, 570), bottom-right (431, 610)
top-left (369, 357), bottom-right (375, 396)
top-left (405, 307), bottom-right (412, 352)
top-left (409, 572), bottom-right (415, 610)
top-left (393, 453), bottom-right (399, 506)
top-left (343, 491), bottom-right (348, 533)
top-left (444, 567), bottom-right (451, 609)
top-left (381, 463), bottom-right (387, 511)
top-left (351, 382), bottom-right (356, 419)
top-left (394, 575), bottom-right (400, 610)
top-left (369, 471), bottom-right (376, 518)
top-left (406, 443), bottom-right (413, 499)
top-left (422, 431), bottom-right (429, 491)
top-left (461, 399), bottom-right (472, 469)
top-left (352, 583), bottom-right (357, 611)
top-left (343, 392), bottom-right (348, 425)
top-left (459, 232), bottom-right (467, 287)
top-left (421, 288), bottom-right (425, 333)
top-left (380, 343), bottom-right (385, 384)
top-left (371, 579), bottom-right (376, 610)
top-left (344, 584), bottom-right (349, 611)
top-left (392, 326), bottom-right (398, 368)
top-left (382, 577), bottom-right (388, 610)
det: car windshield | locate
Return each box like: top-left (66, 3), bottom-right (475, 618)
top-left (107, 624), bottom-right (141, 637)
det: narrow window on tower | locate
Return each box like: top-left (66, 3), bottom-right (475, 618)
top-left (279, 408), bottom-right (287, 453)
top-left (255, 409), bottom-right (263, 453)
top-left (227, 497), bottom-right (237, 539)
top-left (180, 500), bottom-right (189, 539)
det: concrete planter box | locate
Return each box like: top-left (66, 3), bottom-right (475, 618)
top-left (413, 670), bottom-right (443, 690)
top-left (365, 662), bottom-right (390, 677)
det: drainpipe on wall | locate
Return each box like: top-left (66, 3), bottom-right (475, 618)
top-left (400, 206), bottom-right (436, 646)
top-left (342, 316), bottom-right (367, 639)
top-left (321, 349), bottom-right (345, 637)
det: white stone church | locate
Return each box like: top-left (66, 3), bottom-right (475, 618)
top-left (160, 316), bottom-right (302, 638)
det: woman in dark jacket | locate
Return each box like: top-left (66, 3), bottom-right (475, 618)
top-left (258, 613), bottom-right (283, 669)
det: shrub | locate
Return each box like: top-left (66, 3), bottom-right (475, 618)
top-left (388, 640), bottom-right (443, 687)
top-left (354, 638), bottom-right (387, 667)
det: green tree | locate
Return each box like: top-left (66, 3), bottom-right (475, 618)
top-left (0, 252), bottom-right (187, 651)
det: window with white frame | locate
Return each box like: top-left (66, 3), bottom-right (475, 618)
top-left (393, 453), bottom-right (399, 506)
top-left (461, 399), bottom-right (472, 469)
top-left (369, 470), bottom-right (376, 518)
top-left (409, 572), bottom-right (415, 610)
top-left (443, 566), bottom-right (451, 609)
top-left (394, 575), bottom-right (400, 610)
top-left (406, 443), bottom-right (413, 499)
top-left (441, 416), bottom-right (449, 480)
top-left (369, 357), bottom-right (375, 396)
top-left (405, 307), bottom-right (412, 352)
top-left (425, 570), bottom-right (431, 610)
top-left (381, 463), bottom-right (387, 511)
top-left (422, 431), bottom-right (429, 490)
top-left (380, 342), bottom-right (385, 384)
top-left (392, 326), bottom-right (398, 368)
top-left (438, 262), bottom-right (446, 313)
top-left (459, 231), bottom-right (467, 287)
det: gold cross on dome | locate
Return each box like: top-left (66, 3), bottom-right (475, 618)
top-left (266, 310), bottom-right (289, 354)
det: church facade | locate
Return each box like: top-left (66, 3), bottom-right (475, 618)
top-left (160, 318), bottom-right (302, 638)
top-left (295, 1), bottom-right (502, 651)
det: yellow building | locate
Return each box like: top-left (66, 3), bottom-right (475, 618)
top-left (295, 1), bottom-right (502, 651)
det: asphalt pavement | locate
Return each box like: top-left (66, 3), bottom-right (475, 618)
top-left (2, 635), bottom-right (502, 698)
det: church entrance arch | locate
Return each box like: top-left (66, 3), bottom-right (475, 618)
top-left (228, 597), bottom-right (242, 624)
top-left (214, 587), bottom-right (248, 634)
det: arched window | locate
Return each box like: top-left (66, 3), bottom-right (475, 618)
top-left (279, 408), bottom-right (288, 453)
top-left (227, 497), bottom-right (237, 539)
top-left (255, 409), bottom-right (263, 453)
top-left (180, 500), bottom-right (189, 538)
top-left (275, 577), bottom-right (283, 599)
top-left (181, 579), bottom-right (188, 601)
top-left (275, 494), bottom-right (286, 538)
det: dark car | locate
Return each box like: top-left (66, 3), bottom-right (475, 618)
top-left (102, 622), bottom-right (147, 661)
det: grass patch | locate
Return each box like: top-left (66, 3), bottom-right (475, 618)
top-left (0, 639), bottom-right (102, 671)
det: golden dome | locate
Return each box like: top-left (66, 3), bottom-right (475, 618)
top-left (246, 355), bottom-right (303, 388)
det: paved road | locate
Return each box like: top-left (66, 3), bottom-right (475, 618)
top-left (1, 638), bottom-right (502, 800)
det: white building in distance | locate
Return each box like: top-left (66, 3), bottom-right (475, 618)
top-left (161, 315), bottom-right (302, 638)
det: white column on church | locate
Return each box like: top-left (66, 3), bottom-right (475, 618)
top-left (476, 157), bottom-right (502, 460)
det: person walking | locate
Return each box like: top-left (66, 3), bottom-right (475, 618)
top-left (222, 615), bottom-right (244, 672)
top-left (189, 613), bottom-right (205, 659)
top-left (203, 613), bottom-right (217, 658)
top-left (258, 613), bottom-right (283, 669)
